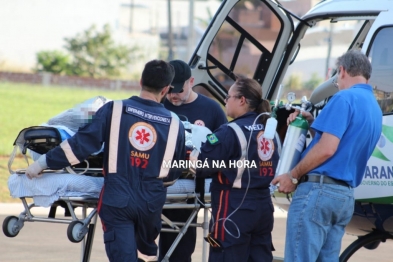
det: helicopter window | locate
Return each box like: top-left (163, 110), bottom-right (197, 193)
top-left (206, 0), bottom-right (283, 91)
top-left (367, 26), bottom-right (393, 115)
top-left (282, 19), bottom-right (367, 105)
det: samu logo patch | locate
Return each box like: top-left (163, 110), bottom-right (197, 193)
top-left (129, 122), bottom-right (157, 151)
top-left (257, 131), bottom-right (274, 161)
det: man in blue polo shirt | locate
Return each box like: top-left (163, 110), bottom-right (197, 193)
top-left (272, 50), bottom-right (382, 261)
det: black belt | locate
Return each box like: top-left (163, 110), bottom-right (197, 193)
top-left (299, 175), bottom-right (349, 187)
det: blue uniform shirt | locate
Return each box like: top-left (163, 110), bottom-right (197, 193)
top-left (196, 112), bottom-right (279, 190)
top-left (45, 96), bottom-right (186, 189)
top-left (302, 84), bottom-right (382, 187)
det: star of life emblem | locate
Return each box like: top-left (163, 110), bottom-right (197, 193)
top-left (257, 131), bottom-right (274, 161)
top-left (129, 122), bottom-right (157, 151)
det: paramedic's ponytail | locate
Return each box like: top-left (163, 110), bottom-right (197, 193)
top-left (233, 76), bottom-right (271, 125)
top-left (257, 98), bottom-right (271, 119)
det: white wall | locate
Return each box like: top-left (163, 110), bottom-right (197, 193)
top-left (119, 0), bottom-right (221, 33)
top-left (0, 0), bottom-right (121, 70)
top-left (0, 0), bottom-right (222, 71)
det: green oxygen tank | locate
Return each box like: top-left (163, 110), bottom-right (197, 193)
top-left (275, 94), bottom-right (310, 179)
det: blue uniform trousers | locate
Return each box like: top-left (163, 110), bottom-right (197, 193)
top-left (99, 180), bottom-right (166, 262)
top-left (208, 188), bottom-right (274, 262)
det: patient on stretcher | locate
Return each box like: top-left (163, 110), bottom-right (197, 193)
top-left (7, 96), bottom-right (212, 207)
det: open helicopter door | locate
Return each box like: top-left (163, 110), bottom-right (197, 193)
top-left (188, 0), bottom-right (293, 103)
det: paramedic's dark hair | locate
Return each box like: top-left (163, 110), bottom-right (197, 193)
top-left (336, 49), bottom-right (372, 80)
top-left (234, 76), bottom-right (271, 125)
top-left (141, 60), bottom-right (175, 93)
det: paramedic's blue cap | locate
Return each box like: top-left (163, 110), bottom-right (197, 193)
top-left (169, 60), bottom-right (191, 93)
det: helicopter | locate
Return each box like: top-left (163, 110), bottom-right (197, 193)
top-left (185, 0), bottom-right (393, 260)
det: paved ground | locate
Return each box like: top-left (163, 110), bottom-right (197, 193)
top-left (0, 204), bottom-right (392, 261)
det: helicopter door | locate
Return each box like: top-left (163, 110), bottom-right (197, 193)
top-left (190, 0), bottom-right (293, 103)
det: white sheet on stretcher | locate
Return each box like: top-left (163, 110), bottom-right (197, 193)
top-left (8, 173), bottom-right (211, 207)
top-left (166, 178), bottom-right (211, 194)
top-left (8, 173), bottom-right (104, 207)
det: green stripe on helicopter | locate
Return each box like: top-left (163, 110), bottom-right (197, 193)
top-left (370, 124), bottom-right (393, 161)
top-left (382, 125), bottom-right (393, 143)
top-left (371, 147), bottom-right (390, 161)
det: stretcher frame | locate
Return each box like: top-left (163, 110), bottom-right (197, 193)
top-left (4, 182), bottom-right (212, 262)
top-left (5, 126), bottom-right (213, 262)
top-left (161, 192), bottom-right (211, 262)
top-left (3, 193), bottom-right (99, 262)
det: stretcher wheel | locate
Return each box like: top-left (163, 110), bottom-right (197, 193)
top-left (67, 221), bottom-right (85, 243)
top-left (2, 216), bottom-right (20, 237)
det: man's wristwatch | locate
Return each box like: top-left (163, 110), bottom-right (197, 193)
top-left (287, 171), bottom-right (298, 185)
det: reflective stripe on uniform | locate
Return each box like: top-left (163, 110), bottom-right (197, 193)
top-left (214, 189), bottom-right (229, 241)
top-left (158, 112), bottom-right (180, 178)
top-left (60, 140), bottom-right (79, 165)
top-left (228, 123), bottom-right (247, 188)
top-left (108, 100), bottom-right (123, 173)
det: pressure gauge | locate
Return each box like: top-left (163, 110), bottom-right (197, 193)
top-left (287, 92), bottom-right (296, 103)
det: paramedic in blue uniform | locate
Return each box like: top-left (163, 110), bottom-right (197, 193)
top-left (191, 76), bottom-right (279, 262)
top-left (25, 59), bottom-right (186, 262)
top-left (159, 59), bottom-right (228, 262)
top-left (272, 50), bottom-right (383, 261)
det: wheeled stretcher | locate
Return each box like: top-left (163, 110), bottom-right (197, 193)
top-left (4, 124), bottom-right (213, 262)
top-left (4, 126), bottom-right (104, 262)
top-left (5, 174), bottom-right (212, 262)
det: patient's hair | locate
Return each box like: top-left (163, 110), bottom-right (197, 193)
top-left (141, 60), bottom-right (175, 93)
top-left (336, 49), bottom-right (372, 80)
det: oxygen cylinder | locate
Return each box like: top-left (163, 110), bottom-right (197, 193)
top-left (275, 114), bottom-right (309, 178)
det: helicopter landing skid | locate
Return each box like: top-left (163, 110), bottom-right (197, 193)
top-left (339, 230), bottom-right (393, 261)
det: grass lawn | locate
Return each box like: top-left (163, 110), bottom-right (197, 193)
top-left (0, 82), bottom-right (138, 202)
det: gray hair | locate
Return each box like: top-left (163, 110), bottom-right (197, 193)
top-left (335, 50), bottom-right (372, 80)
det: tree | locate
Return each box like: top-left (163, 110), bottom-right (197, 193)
top-left (304, 72), bottom-right (323, 91)
top-left (35, 50), bottom-right (70, 74)
top-left (284, 74), bottom-right (303, 91)
top-left (64, 24), bottom-right (136, 78)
